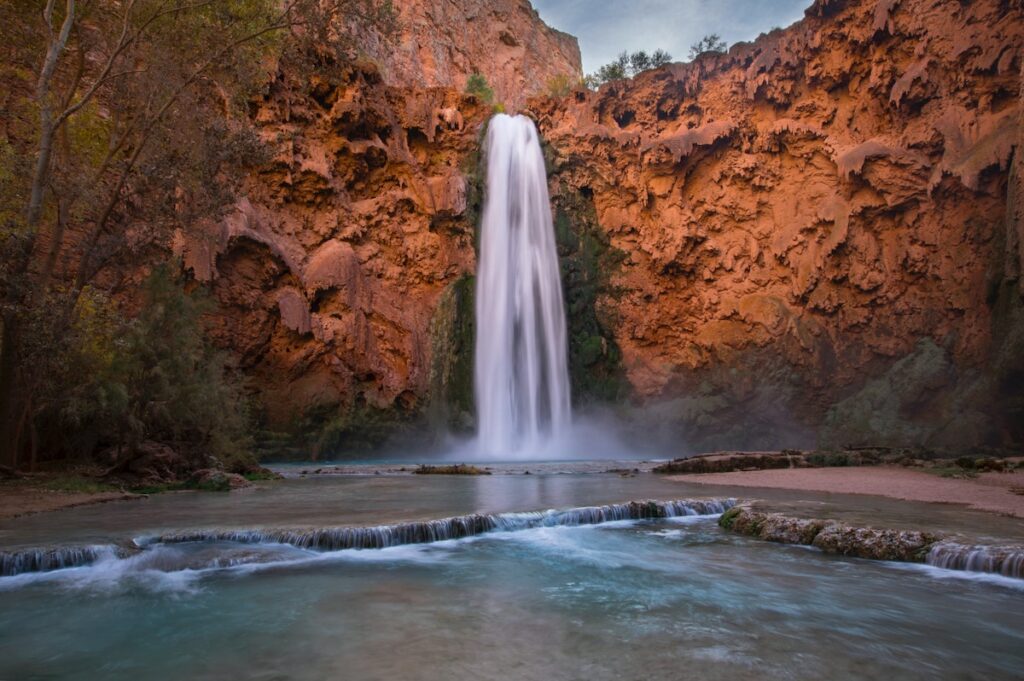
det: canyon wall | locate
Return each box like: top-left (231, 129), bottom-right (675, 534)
top-left (172, 62), bottom-right (486, 454)
top-left (360, 0), bottom-right (582, 110)
top-left (176, 0), bottom-right (1023, 455)
top-left (532, 0), bottom-right (1023, 451)
top-left (172, 0), bottom-right (583, 454)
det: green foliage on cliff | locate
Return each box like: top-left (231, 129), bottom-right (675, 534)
top-left (688, 34), bottom-right (728, 61)
top-left (255, 393), bottom-right (426, 461)
top-left (552, 191), bottom-right (628, 404)
top-left (428, 275), bottom-right (476, 433)
top-left (0, 0), bottom-right (398, 471)
top-left (119, 266), bottom-right (254, 468)
top-left (466, 73), bottom-right (495, 104)
top-left (42, 265), bottom-right (256, 472)
top-left (312, 403), bottom-right (415, 458)
top-left (819, 338), bottom-right (991, 449)
top-left (584, 50), bottom-right (672, 88)
top-left (545, 73), bottom-right (578, 98)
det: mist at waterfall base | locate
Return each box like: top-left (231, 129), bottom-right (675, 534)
top-left (367, 113), bottom-right (807, 463)
top-left (445, 114), bottom-right (634, 462)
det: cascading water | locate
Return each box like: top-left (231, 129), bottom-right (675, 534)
top-left (0, 499), bottom-right (736, 577)
top-left (475, 114), bottom-right (572, 457)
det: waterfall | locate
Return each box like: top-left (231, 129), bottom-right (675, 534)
top-left (475, 114), bottom-right (571, 457)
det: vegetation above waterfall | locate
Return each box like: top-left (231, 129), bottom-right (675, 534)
top-left (687, 34), bottom-right (728, 60)
top-left (584, 49), bottom-right (673, 88)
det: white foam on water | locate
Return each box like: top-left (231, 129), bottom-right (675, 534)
top-left (0, 552), bottom-right (204, 596)
top-left (886, 561), bottom-right (1024, 591)
top-left (487, 522), bottom-right (693, 575)
top-left (647, 529), bottom-right (688, 539)
top-left (0, 499), bottom-right (734, 590)
top-left (664, 514), bottom-right (720, 524)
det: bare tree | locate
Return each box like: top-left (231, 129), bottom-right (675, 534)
top-left (585, 49), bottom-right (673, 89)
top-left (0, 0), bottom-right (397, 468)
top-left (688, 34), bottom-right (727, 61)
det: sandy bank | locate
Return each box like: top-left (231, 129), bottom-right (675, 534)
top-left (0, 484), bottom-right (140, 521)
top-left (670, 466), bottom-right (1024, 518)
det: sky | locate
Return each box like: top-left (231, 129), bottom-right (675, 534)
top-left (530, 0), bottom-right (812, 75)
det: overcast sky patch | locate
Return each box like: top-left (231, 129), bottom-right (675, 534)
top-left (531, 0), bottom-right (811, 74)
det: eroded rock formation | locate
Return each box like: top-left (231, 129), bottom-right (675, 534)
top-left (531, 0), bottom-right (1024, 450)
top-left (173, 64), bottom-right (486, 450)
top-left (166, 1), bottom-right (583, 455)
top-left (719, 504), bottom-right (1024, 579)
top-left (361, 0), bottom-right (582, 110)
top-left (171, 0), bottom-right (1023, 455)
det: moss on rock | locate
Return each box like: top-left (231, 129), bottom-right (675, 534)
top-left (428, 274), bottom-right (476, 433)
top-left (414, 464), bottom-right (491, 475)
top-left (551, 188), bottom-right (628, 404)
top-left (721, 505), bottom-right (940, 563)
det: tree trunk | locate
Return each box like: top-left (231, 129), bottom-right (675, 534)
top-left (29, 403), bottom-right (39, 473)
top-left (0, 316), bottom-right (23, 469)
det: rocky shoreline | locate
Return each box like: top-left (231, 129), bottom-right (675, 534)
top-left (720, 505), bottom-right (1024, 579)
top-left (654, 449), bottom-right (1023, 475)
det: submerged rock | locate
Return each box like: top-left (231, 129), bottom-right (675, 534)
top-left (655, 451), bottom-right (808, 474)
top-left (653, 449), bottom-right (891, 473)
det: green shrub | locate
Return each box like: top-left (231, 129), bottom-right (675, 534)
top-left (55, 264), bottom-right (257, 472)
top-left (584, 49), bottom-right (672, 88)
top-left (545, 73), bottom-right (576, 98)
top-left (465, 72), bottom-right (494, 104)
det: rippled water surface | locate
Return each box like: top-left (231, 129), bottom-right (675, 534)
top-left (2, 471), bottom-right (1023, 680)
top-left (4, 466), bottom-right (1023, 548)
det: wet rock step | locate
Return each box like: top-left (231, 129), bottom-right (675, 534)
top-left (719, 505), bottom-right (1024, 579)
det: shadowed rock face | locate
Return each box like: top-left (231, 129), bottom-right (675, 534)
top-left (176, 64), bottom-right (488, 441)
top-left (530, 0), bottom-right (1024, 450)
top-left (172, 0), bottom-right (1022, 454)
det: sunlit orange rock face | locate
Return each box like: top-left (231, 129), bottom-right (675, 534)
top-left (179, 0), bottom-right (1023, 452)
top-left (175, 66), bottom-right (483, 430)
top-left (172, 2), bottom-right (581, 447)
top-left (531, 0), bottom-right (1024, 449)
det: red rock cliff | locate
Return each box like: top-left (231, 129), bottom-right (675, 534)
top-left (361, 0), bottom-right (582, 110)
top-left (531, 0), bottom-right (1023, 449)
top-left (172, 2), bottom-right (580, 454)
top-left (178, 0), bottom-right (1023, 454)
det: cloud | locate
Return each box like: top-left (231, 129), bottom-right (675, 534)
top-left (531, 0), bottom-right (811, 74)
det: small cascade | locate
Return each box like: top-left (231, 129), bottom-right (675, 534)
top-left (926, 542), bottom-right (1024, 579)
top-left (0, 544), bottom-right (135, 577)
top-left (153, 498), bottom-right (735, 552)
top-left (0, 499), bottom-right (735, 577)
top-left (475, 114), bottom-right (572, 457)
